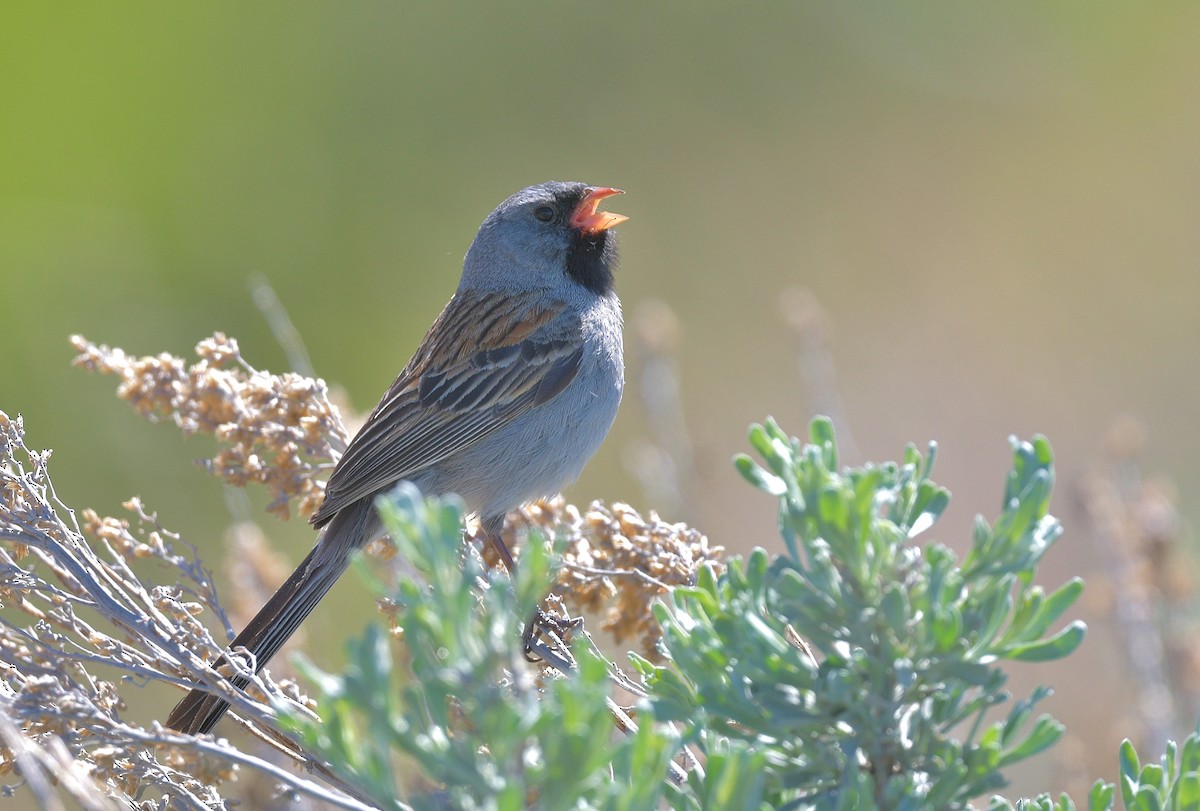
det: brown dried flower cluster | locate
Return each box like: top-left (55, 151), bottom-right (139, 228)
top-left (485, 496), bottom-right (723, 657)
top-left (71, 333), bottom-right (349, 520)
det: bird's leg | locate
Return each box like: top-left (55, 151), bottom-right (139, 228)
top-left (484, 531), bottom-right (516, 573)
top-left (478, 514), bottom-right (517, 573)
top-left (479, 515), bottom-right (578, 658)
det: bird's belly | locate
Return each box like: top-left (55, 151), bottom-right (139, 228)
top-left (418, 350), bottom-right (623, 520)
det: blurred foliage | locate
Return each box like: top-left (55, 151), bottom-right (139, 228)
top-left (991, 727), bottom-right (1200, 811)
top-left (4, 3), bottom-right (1200, 799)
top-left (289, 418), bottom-right (1101, 809)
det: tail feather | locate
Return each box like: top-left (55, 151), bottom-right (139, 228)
top-left (166, 500), bottom-right (378, 735)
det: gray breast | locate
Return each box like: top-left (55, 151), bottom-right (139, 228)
top-left (417, 294), bottom-right (623, 522)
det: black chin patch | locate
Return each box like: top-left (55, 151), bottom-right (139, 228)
top-left (565, 230), bottom-right (617, 296)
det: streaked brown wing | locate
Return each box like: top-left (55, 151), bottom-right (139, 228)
top-left (311, 293), bottom-right (580, 527)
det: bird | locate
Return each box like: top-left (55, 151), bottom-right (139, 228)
top-left (166, 181), bottom-right (628, 735)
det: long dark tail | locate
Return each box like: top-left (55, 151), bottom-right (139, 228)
top-left (166, 499), bottom-right (379, 735)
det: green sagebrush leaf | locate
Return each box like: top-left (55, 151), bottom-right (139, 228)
top-left (999, 621), bottom-right (1085, 662)
top-left (734, 453), bottom-right (787, 495)
top-left (997, 715), bottom-right (1064, 768)
top-left (1089, 779), bottom-right (1116, 811)
top-left (1174, 772), bottom-right (1200, 811)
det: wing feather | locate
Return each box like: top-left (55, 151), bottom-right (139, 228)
top-left (311, 293), bottom-right (580, 527)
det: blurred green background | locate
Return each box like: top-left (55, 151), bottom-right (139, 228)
top-left (3, 1), bottom-right (1199, 800)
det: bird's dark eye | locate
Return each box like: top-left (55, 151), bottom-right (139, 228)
top-left (533, 205), bottom-right (555, 223)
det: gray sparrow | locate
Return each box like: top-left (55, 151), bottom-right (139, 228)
top-left (167, 181), bottom-right (627, 735)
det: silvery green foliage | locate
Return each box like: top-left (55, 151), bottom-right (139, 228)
top-left (286, 418), bottom-right (1096, 810)
top-left (635, 417), bottom-right (1083, 809)
top-left (990, 726), bottom-right (1200, 811)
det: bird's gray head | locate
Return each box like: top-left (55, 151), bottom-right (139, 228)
top-left (461, 181), bottom-right (627, 298)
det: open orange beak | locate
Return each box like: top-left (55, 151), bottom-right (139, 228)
top-left (570, 187), bottom-right (629, 235)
